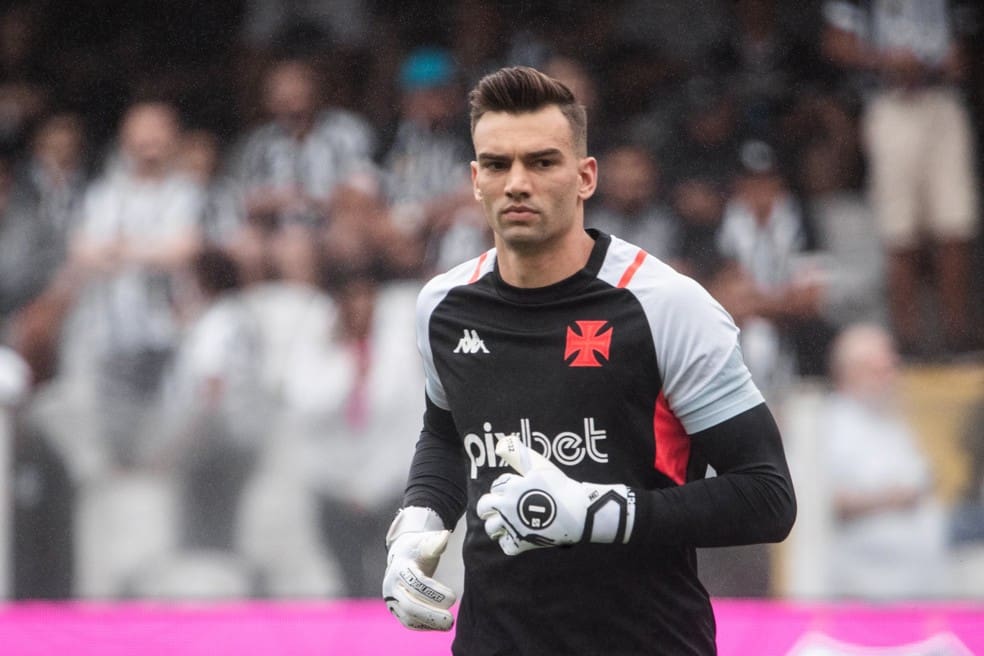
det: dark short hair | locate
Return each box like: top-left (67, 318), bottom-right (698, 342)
top-left (468, 66), bottom-right (588, 155)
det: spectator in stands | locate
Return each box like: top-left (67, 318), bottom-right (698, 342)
top-left (669, 176), bottom-right (730, 284)
top-left (321, 171), bottom-right (425, 281)
top-left (64, 101), bottom-right (203, 468)
top-left (661, 75), bottom-right (744, 193)
top-left (381, 47), bottom-right (478, 275)
top-left (236, 58), bottom-right (376, 229)
top-left (797, 136), bottom-right (886, 329)
top-left (708, 0), bottom-right (819, 135)
top-left (586, 143), bottom-right (679, 262)
top-left (1, 114), bottom-right (89, 383)
top-left (154, 248), bottom-right (266, 553)
top-left (822, 0), bottom-right (980, 357)
top-left (18, 113), bottom-right (88, 250)
top-left (177, 129), bottom-right (246, 248)
top-left (716, 139), bottom-right (828, 400)
top-left (821, 322), bottom-right (947, 599)
top-left (0, 115), bottom-right (89, 338)
top-left (285, 270), bottom-right (425, 597)
top-left (239, 222), bottom-right (335, 400)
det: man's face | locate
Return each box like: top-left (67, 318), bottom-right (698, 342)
top-left (470, 106), bottom-right (596, 252)
top-left (121, 106), bottom-right (179, 174)
top-left (265, 64), bottom-right (316, 129)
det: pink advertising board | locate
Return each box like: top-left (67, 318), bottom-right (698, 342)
top-left (0, 600), bottom-right (981, 655)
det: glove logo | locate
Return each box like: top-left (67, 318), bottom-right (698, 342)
top-left (518, 489), bottom-right (556, 530)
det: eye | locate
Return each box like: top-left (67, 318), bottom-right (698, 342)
top-left (535, 158), bottom-right (555, 169)
top-left (483, 160), bottom-right (506, 171)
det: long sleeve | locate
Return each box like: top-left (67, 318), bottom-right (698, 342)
top-left (402, 395), bottom-right (469, 530)
top-left (632, 402), bottom-right (797, 547)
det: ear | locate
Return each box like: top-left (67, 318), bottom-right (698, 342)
top-left (470, 160), bottom-right (482, 201)
top-left (577, 156), bottom-right (598, 201)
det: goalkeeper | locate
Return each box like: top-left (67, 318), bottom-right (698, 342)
top-left (382, 66), bottom-right (796, 655)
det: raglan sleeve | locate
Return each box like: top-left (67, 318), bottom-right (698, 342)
top-left (630, 272), bottom-right (796, 547)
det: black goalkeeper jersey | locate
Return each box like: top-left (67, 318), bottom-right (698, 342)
top-left (409, 230), bottom-right (769, 655)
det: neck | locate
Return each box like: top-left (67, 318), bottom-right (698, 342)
top-left (495, 227), bottom-right (595, 288)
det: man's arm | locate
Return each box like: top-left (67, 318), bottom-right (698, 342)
top-left (633, 402), bottom-right (796, 547)
top-left (478, 402), bottom-right (795, 555)
top-left (402, 395), bottom-right (469, 529)
top-left (382, 395), bottom-right (466, 631)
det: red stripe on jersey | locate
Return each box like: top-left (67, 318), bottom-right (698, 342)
top-left (652, 390), bottom-right (690, 485)
top-left (468, 251), bottom-right (489, 283)
top-left (616, 249), bottom-right (647, 288)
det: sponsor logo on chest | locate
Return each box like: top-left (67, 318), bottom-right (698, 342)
top-left (463, 417), bottom-right (609, 479)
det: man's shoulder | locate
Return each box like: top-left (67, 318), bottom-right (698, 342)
top-left (420, 249), bottom-right (496, 300)
top-left (600, 234), bottom-right (698, 296)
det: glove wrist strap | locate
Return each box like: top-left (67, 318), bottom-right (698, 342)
top-left (386, 506), bottom-right (446, 548)
top-left (583, 485), bottom-right (636, 545)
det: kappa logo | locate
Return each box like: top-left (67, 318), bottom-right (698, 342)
top-left (453, 328), bottom-right (490, 354)
top-left (564, 320), bottom-right (612, 367)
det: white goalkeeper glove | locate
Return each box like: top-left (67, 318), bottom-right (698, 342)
top-left (382, 506), bottom-right (456, 631)
top-left (476, 434), bottom-right (636, 556)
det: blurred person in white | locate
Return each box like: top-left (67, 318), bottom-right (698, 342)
top-left (822, 0), bottom-right (980, 357)
top-left (224, 224), bottom-right (344, 597)
top-left (238, 222), bottom-right (335, 402)
top-left (236, 58), bottom-right (375, 229)
top-left (821, 323), bottom-right (947, 599)
top-left (382, 47), bottom-right (482, 275)
top-left (64, 101), bottom-right (203, 468)
top-left (586, 143), bottom-right (679, 263)
top-left (153, 248), bottom-right (266, 555)
top-left (716, 139), bottom-right (828, 403)
top-left (282, 270), bottom-right (425, 597)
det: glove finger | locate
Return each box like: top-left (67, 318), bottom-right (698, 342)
top-left (482, 511), bottom-right (507, 540)
top-left (497, 530), bottom-right (524, 556)
top-left (414, 530), bottom-right (450, 576)
top-left (387, 583), bottom-right (454, 631)
top-left (476, 491), bottom-right (501, 519)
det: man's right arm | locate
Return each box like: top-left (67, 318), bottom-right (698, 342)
top-left (403, 395), bottom-right (469, 529)
top-left (383, 395), bottom-right (466, 631)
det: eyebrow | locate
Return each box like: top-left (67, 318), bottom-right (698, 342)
top-left (476, 148), bottom-right (564, 162)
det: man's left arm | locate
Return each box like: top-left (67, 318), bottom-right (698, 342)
top-left (632, 401), bottom-right (796, 547)
top-left (478, 402), bottom-right (795, 554)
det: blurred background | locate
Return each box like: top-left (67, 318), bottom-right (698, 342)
top-left (0, 0), bottom-right (982, 605)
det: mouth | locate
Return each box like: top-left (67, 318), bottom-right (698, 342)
top-left (501, 205), bottom-right (539, 219)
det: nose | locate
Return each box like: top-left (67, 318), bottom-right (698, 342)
top-left (504, 161), bottom-right (531, 200)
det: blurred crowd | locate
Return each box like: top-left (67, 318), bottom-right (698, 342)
top-left (0, 0), bottom-right (982, 601)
